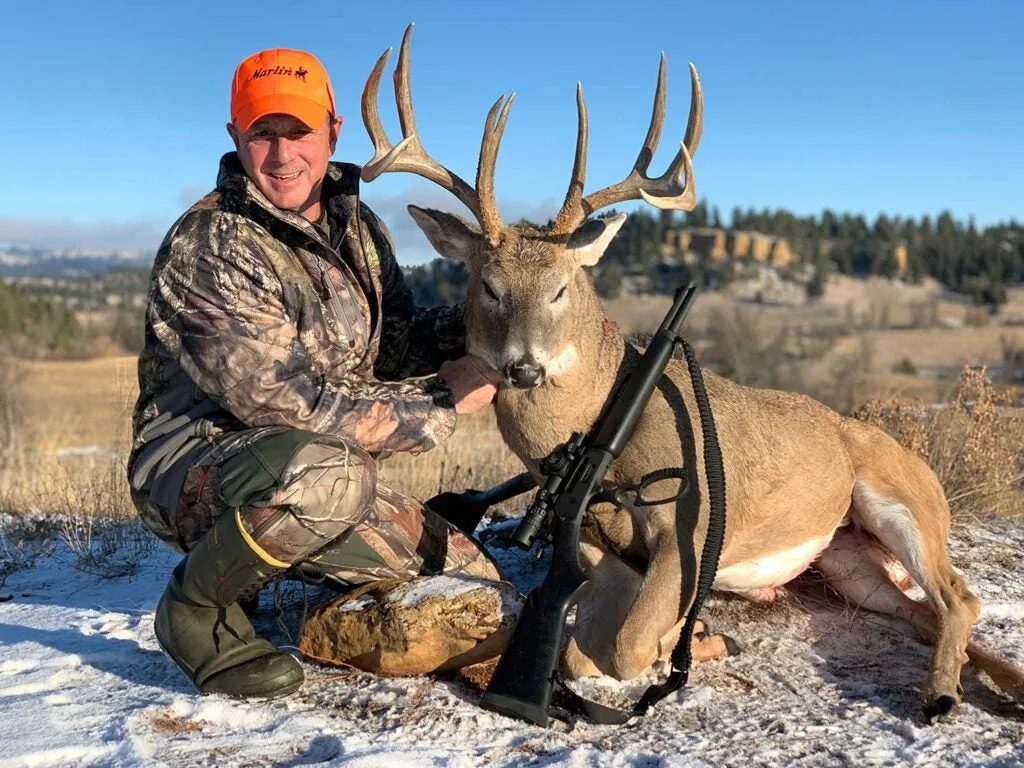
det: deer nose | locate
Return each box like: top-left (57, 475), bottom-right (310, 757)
top-left (504, 361), bottom-right (544, 389)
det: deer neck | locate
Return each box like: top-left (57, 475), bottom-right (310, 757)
top-left (494, 287), bottom-right (624, 467)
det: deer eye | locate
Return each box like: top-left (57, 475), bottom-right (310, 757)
top-left (552, 284), bottom-right (568, 303)
top-left (483, 281), bottom-right (500, 302)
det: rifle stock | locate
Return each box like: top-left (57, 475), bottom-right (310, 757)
top-left (478, 551), bottom-right (586, 725)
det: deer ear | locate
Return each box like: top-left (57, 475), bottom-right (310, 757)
top-left (407, 205), bottom-right (481, 262)
top-left (565, 213), bottom-right (627, 266)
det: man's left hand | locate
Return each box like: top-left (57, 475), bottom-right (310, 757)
top-left (438, 355), bottom-right (501, 415)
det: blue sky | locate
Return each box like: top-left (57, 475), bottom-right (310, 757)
top-left (2, 0), bottom-right (1021, 264)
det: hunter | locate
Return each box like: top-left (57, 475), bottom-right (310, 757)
top-left (128, 48), bottom-right (502, 700)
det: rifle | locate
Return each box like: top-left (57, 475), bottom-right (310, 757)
top-left (425, 472), bottom-right (537, 537)
top-left (480, 282), bottom-right (705, 726)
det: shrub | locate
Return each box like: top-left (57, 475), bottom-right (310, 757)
top-left (853, 366), bottom-right (1024, 520)
top-left (892, 357), bottom-right (918, 376)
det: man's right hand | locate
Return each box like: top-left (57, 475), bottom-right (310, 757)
top-left (438, 355), bottom-right (501, 415)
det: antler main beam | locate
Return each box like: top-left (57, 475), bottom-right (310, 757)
top-left (552, 55), bottom-right (703, 235)
top-left (360, 24), bottom-right (511, 247)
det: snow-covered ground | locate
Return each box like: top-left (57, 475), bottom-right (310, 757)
top-left (1, 514), bottom-right (1023, 768)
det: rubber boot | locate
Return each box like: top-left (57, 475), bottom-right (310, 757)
top-left (154, 508), bottom-right (304, 699)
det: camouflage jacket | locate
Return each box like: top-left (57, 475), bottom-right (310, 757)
top-left (128, 152), bottom-right (464, 507)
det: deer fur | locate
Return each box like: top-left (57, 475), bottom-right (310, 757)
top-left (361, 24), bottom-right (1024, 721)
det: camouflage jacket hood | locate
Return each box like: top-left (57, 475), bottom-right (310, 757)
top-left (128, 152), bottom-right (464, 506)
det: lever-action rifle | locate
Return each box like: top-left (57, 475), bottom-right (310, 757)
top-left (480, 282), bottom-right (701, 727)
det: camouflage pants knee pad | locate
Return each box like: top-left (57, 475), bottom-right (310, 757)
top-left (216, 429), bottom-right (378, 564)
top-left (150, 427), bottom-right (501, 584)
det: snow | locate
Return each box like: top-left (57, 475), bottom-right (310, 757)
top-left (392, 576), bottom-right (497, 608)
top-left (337, 595), bottom-right (375, 612)
top-left (1, 514), bottom-right (1023, 767)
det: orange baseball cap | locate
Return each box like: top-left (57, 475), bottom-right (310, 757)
top-left (230, 48), bottom-right (337, 132)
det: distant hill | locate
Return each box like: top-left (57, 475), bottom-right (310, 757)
top-left (0, 246), bottom-right (153, 278)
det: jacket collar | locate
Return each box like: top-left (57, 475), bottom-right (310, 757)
top-left (215, 152), bottom-right (361, 247)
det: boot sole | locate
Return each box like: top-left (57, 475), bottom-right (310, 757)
top-left (202, 664), bottom-right (305, 700)
top-left (155, 635), bottom-right (304, 700)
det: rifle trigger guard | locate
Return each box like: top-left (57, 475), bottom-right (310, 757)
top-left (608, 467), bottom-right (690, 509)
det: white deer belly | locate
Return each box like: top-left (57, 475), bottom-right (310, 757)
top-left (714, 532), bottom-right (836, 595)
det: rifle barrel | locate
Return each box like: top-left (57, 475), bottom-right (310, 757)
top-left (594, 283), bottom-right (696, 456)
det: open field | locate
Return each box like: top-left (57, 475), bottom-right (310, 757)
top-left (0, 355), bottom-right (526, 518)
top-left (1, 277), bottom-right (1021, 519)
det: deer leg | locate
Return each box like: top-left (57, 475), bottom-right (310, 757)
top-left (823, 526), bottom-right (1024, 705)
top-left (815, 525), bottom-right (934, 633)
top-left (610, 529), bottom-right (690, 680)
top-left (561, 541), bottom-right (641, 678)
top-left (849, 477), bottom-right (981, 721)
top-left (562, 546), bottom-right (736, 678)
top-left (814, 525), bottom-right (974, 713)
top-left (657, 617), bottom-right (742, 665)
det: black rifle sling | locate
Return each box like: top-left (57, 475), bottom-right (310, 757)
top-left (554, 336), bottom-right (727, 725)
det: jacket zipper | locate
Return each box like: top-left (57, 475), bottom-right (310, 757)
top-left (353, 192), bottom-right (382, 348)
top-left (318, 261), bottom-right (357, 349)
top-left (247, 178), bottom-right (373, 360)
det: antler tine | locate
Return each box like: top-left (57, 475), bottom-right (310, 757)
top-left (359, 24), bottom-right (482, 220)
top-left (392, 24), bottom-right (419, 142)
top-left (551, 56), bottom-right (703, 234)
top-left (476, 93), bottom-right (515, 247)
top-left (637, 61), bottom-right (701, 210)
top-left (682, 61), bottom-right (703, 157)
top-left (552, 83), bottom-right (588, 234)
top-left (634, 53), bottom-right (667, 177)
top-left (360, 47), bottom-right (398, 175)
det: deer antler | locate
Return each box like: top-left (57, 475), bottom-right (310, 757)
top-left (361, 24), bottom-right (513, 248)
top-left (551, 54), bottom-right (703, 235)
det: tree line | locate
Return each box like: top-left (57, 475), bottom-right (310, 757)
top-left (1, 202), bottom-right (1020, 359)
top-left (404, 202), bottom-right (1023, 307)
top-left (0, 270), bottom-right (146, 359)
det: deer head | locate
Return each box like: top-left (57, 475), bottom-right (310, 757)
top-left (362, 24), bottom-right (703, 389)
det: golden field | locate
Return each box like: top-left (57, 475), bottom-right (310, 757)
top-left (0, 355), bottom-right (526, 518)
top-left (1, 277), bottom-right (1021, 520)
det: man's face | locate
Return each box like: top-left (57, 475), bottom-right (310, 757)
top-left (227, 113), bottom-right (342, 220)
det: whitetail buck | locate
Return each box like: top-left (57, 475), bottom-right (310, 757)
top-left (361, 25), bottom-right (1024, 720)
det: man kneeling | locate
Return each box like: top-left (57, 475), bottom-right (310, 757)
top-left (127, 47), bottom-right (501, 700)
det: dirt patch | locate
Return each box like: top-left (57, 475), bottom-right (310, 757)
top-left (148, 710), bottom-right (206, 735)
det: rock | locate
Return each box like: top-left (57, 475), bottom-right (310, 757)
top-left (455, 657), bottom-right (499, 691)
top-left (297, 576), bottom-right (523, 676)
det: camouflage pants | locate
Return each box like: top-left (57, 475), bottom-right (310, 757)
top-left (136, 426), bottom-right (501, 587)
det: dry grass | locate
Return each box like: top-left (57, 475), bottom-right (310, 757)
top-left (378, 409), bottom-right (526, 514)
top-left (57, 515), bottom-right (155, 578)
top-left (853, 366), bottom-right (1024, 519)
top-left (0, 356), bottom-right (137, 518)
top-left (148, 710), bottom-right (206, 735)
top-left (0, 353), bottom-right (528, 520)
top-left (2, 279), bottom-right (1022, 524)
top-left (825, 327), bottom-right (1013, 377)
top-left (16, 356), bottom-right (137, 451)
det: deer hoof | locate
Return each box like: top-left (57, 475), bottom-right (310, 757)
top-left (724, 635), bottom-right (742, 657)
top-left (923, 694), bottom-right (958, 724)
top-left (561, 638), bottom-right (605, 679)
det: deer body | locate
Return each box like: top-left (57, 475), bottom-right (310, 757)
top-left (361, 24), bottom-right (1024, 719)
top-left (491, 280), bottom-right (861, 674)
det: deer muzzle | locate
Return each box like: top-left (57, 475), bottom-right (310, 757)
top-left (504, 360), bottom-right (545, 390)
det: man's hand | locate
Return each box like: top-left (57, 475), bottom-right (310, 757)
top-left (438, 355), bottom-right (501, 415)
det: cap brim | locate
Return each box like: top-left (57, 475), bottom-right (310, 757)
top-left (234, 94), bottom-right (328, 132)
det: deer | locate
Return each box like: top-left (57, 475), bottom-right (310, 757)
top-left (360, 25), bottom-right (1024, 721)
